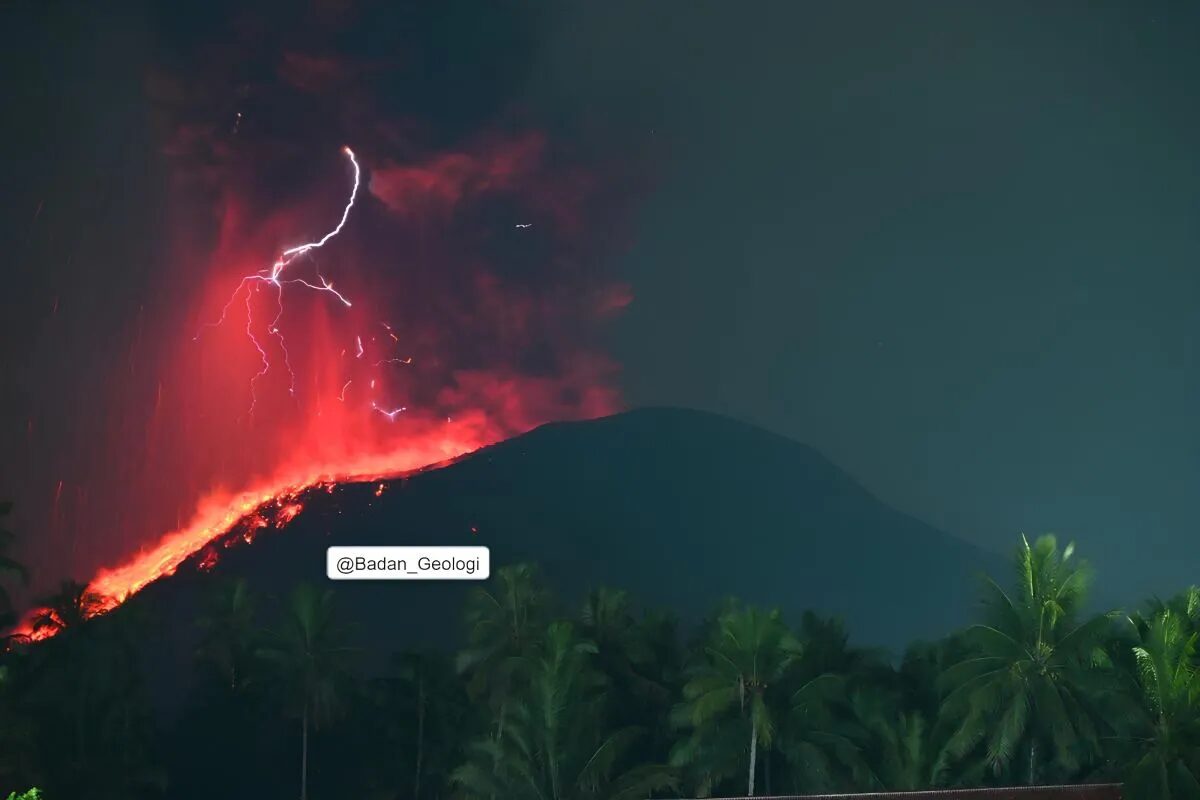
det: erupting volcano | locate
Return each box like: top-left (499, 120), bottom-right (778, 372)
top-left (11, 119), bottom-right (632, 641)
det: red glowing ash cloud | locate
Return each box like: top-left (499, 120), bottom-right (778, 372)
top-left (9, 124), bottom-right (633, 642)
top-left (369, 133), bottom-right (544, 218)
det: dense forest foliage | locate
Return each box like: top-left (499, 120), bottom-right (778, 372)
top-left (1, 515), bottom-right (1198, 799)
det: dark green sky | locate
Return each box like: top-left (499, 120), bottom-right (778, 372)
top-left (2, 1), bottom-right (1197, 606)
top-left (525, 2), bottom-right (1200, 602)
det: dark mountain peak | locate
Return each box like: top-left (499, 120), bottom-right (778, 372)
top-left (508, 406), bottom-right (840, 468)
top-left (454, 406), bottom-right (879, 513)
top-left (123, 407), bottom-right (1003, 676)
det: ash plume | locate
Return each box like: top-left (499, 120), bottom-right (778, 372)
top-left (7, 0), bottom-right (645, 614)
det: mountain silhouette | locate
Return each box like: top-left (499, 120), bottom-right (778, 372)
top-left (121, 407), bottom-right (1005, 702)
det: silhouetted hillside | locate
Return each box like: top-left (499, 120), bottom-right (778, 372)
top-left (124, 407), bottom-right (1005, 703)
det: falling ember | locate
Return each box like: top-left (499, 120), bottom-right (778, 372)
top-left (374, 483), bottom-right (386, 497)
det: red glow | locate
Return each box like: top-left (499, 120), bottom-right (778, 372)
top-left (9, 425), bottom-right (495, 641)
top-left (10, 130), bottom-right (631, 645)
top-left (21, 620), bottom-right (58, 643)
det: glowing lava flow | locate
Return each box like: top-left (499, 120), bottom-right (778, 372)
top-left (11, 422), bottom-right (497, 642)
top-left (198, 146), bottom-right (361, 409)
top-left (4, 144), bottom-right (474, 645)
top-left (5, 138), bottom-right (624, 647)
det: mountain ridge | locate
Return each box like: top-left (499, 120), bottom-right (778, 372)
top-left (117, 406), bottom-right (1007, 697)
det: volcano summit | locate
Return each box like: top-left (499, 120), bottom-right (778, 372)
top-left (93, 407), bottom-right (1004, 662)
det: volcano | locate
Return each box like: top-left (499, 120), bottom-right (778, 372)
top-left (103, 406), bottom-right (1003, 684)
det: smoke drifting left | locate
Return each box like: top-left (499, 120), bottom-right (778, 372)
top-left (8, 0), bottom-right (641, 621)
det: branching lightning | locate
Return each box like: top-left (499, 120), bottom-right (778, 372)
top-left (372, 402), bottom-right (407, 421)
top-left (195, 146), bottom-right (415, 421)
top-left (197, 147), bottom-right (361, 411)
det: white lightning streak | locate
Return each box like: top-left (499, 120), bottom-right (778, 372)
top-left (196, 147), bottom-right (362, 410)
top-left (372, 402), bottom-right (407, 421)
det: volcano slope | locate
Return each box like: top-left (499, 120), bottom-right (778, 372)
top-left (117, 406), bottom-right (1004, 686)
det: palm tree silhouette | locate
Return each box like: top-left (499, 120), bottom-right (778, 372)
top-left (261, 583), bottom-right (356, 800)
top-left (196, 577), bottom-right (261, 692)
top-left (1117, 606), bottom-right (1200, 797)
top-left (939, 534), bottom-right (1114, 784)
top-left (671, 603), bottom-right (802, 797)
top-left (456, 563), bottom-right (549, 742)
top-left (453, 621), bottom-right (676, 800)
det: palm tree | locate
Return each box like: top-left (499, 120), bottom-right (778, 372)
top-left (670, 603), bottom-right (803, 797)
top-left (581, 588), bottom-right (674, 714)
top-left (0, 502), bottom-right (29, 628)
top-left (848, 637), bottom-right (973, 791)
top-left (83, 603), bottom-right (166, 796)
top-left (1139, 587), bottom-right (1200, 639)
top-left (795, 611), bottom-right (888, 681)
top-left (398, 652), bottom-right (432, 800)
top-left (581, 587), bottom-right (642, 662)
top-left (0, 654), bottom-right (36, 788)
top-left (380, 650), bottom-right (467, 800)
top-left (582, 592), bottom-right (683, 766)
top-left (898, 636), bottom-right (969, 721)
top-left (196, 577), bottom-right (261, 692)
top-left (633, 609), bottom-right (687, 744)
top-left (851, 689), bottom-right (937, 791)
top-left (261, 583), bottom-right (357, 800)
top-left (938, 534), bottom-right (1114, 785)
top-left (775, 670), bottom-right (864, 794)
top-left (20, 596), bottom-right (164, 798)
top-left (1117, 608), bottom-right (1200, 798)
top-left (452, 621), bottom-right (676, 800)
top-left (20, 573), bottom-right (112, 781)
top-left (30, 580), bottom-right (105, 637)
top-left (456, 564), bottom-right (550, 741)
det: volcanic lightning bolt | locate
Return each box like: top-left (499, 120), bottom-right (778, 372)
top-left (197, 146), bottom-right (361, 410)
top-left (6, 129), bottom-right (627, 649)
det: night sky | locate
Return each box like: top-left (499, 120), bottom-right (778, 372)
top-left (2, 1), bottom-right (1198, 608)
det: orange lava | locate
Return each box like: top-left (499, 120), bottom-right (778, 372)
top-left (8, 418), bottom-right (500, 643)
top-left (8, 135), bottom-right (629, 647)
